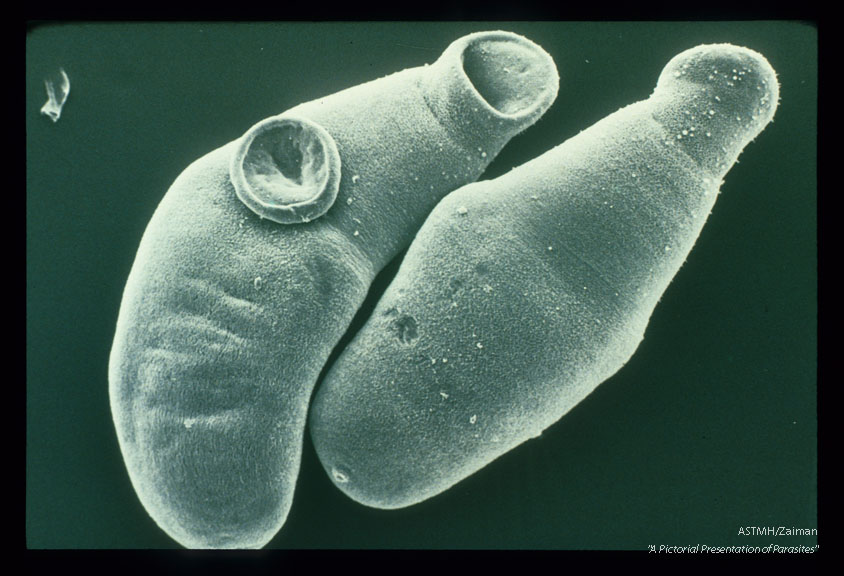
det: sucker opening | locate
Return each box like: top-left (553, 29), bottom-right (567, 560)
top-left (461, 35), bottom-right (558, 117)
top-left (230, 115), bottom-right (341, 224)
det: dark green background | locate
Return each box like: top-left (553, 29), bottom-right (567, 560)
top-left (26, 22), bottom-right (817, 549)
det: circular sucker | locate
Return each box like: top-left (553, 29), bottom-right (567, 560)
top-left (230, 114), bottom-right (342, 224)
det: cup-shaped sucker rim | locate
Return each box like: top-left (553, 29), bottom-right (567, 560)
top-left (448, 30), bottom-right (560, 122)
top-left (229, 113), bottom-right (342, 224)
top-left (420, 30), bottom-right (560, 153)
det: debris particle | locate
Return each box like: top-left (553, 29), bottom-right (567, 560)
top-left (40, 68), bottom-right (70, 122)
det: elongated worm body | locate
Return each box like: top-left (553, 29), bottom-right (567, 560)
top-left (309, 44), bottom-right (779, 510)
top-left (109, 31), bottom-right (559, 548)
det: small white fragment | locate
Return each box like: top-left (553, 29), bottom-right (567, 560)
top-left (456, 206), bottom-right (468, 215)
top-left (352, 175), bottom-right (360, 183)
top-left (469, 414), bottom-right (478, 424)
top-left (439, 391), bottom-right (449, 399)
top-left (40, 68), bottom-right (70, 122)
top-left (476, 342), bottom-right (483, 349)
top-left (253, 276), bottom-right (263, 290)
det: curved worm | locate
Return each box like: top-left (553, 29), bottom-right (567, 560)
top-left (109, 30), bottom-right (559, 548)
